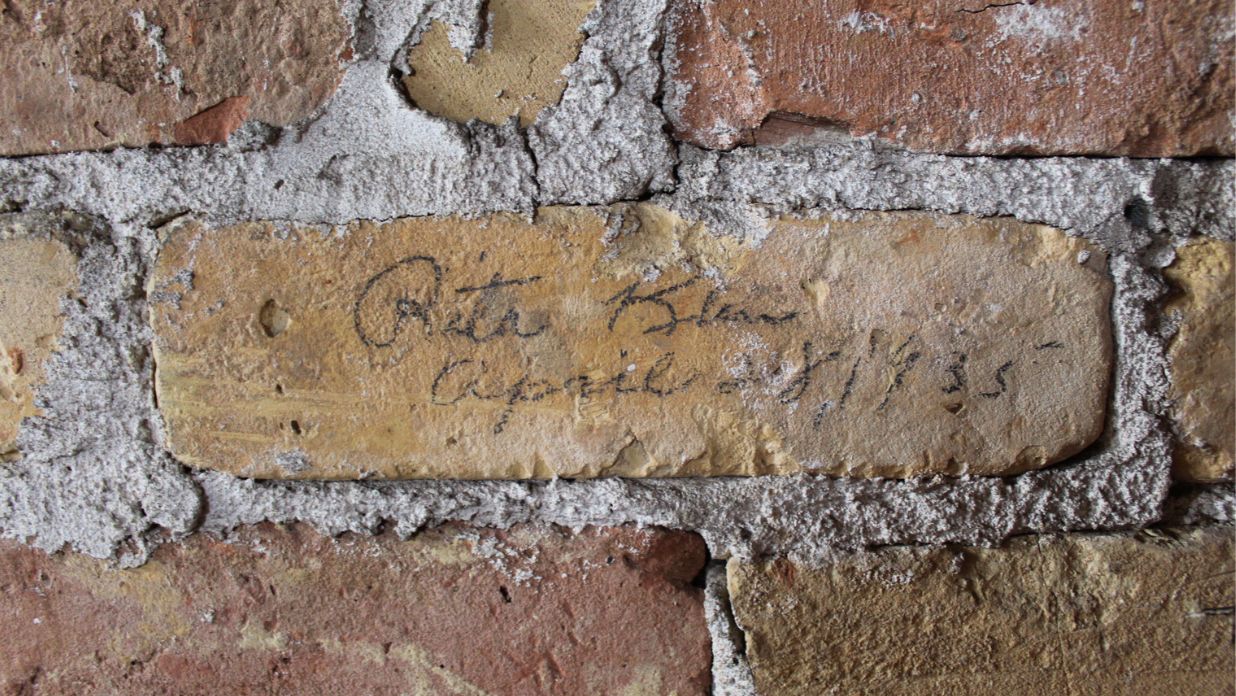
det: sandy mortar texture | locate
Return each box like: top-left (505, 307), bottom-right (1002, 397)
top-left (0, 2), bottom-right (1231, 692)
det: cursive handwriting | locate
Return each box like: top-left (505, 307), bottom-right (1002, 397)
top-left (352, 258), bottom-right (1061, 437)
top-left (605, 277), bottom-right (799, 336)
top-left (354, 257), bottom-right (547, 349)
top-left (431, 351), bottom-right (699, 434)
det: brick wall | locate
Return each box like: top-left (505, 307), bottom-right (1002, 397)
top-left (0, 1), bottom-right (1232, 694)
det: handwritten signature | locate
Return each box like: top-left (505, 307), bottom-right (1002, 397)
top-left (351, 258), bottom-right (1063, 435)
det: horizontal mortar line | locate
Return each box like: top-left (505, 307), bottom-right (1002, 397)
top-left (2, 137), bottom-right (1234, 166)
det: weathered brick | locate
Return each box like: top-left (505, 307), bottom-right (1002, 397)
top-left (1165, 239), bottom-right (1234, 482)
top-left (665, 0), bottom-right (1234, 155)
top-left (149, 206), bottom-right (1111, 479)
top-left (0, 0), bottom-right (351, 155)
top-left (0, 235), bottom-right (77, 456)
top-left (402, 0), bottom-right (593, 127)
top-left (0, 524), bottom-right (710, 695)
top-left (729, 528), bottom-right (1235, 695)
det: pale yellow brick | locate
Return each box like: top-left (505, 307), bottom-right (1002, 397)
top-left (149, 206), bottom-right (1112, 479)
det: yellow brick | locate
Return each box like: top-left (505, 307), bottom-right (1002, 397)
top-left (149, 206), bottom-right (1112, 479)
top-left (730, 528), bottom-right (1235, 695)
top-left (403, 0), bottom-right (594, 127)
top-left (0, 236), bottom-right (77, 456)
top-left (1165, 238), bottom-right (1235, 482)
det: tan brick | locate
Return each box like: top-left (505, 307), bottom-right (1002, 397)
top-left (0, 524), bottom-right (709, 695)
top-left (0, 0), bottom-right (350, 155)
top-left (0, 236), bottom-right (77, 456)
top-left (729, 528), bottom-right (1236, 695)
top-left (1166, 239), bottom-right (1235, 482)
top-left (666, 0), bottom-right (1234, 155)
top-left (403, 0), bottom-right (593, 127)
top-left (149, 206), bottom-right (1111, 479)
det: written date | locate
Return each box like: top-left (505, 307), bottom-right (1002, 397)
top-left (351, 258), bottom-right (1065, 435)
top-left (429, 336), bottom-right (1064, 435)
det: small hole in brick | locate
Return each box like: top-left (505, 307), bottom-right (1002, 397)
top-left (290, 420), bottom-right (302, 435)
top-left (275, 383), bottom-right (284, 395)
top-left (945, 402), bottom-right (964, 414)
top-left (498, 585), bottom-right (511, 603)
top-left (259, 299), bottom-right (291, 338)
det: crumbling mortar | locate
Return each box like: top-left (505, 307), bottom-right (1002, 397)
top-left (0, 214), bottom-right (201, 565)
top-left (703, 562), bottom-right (757, 696)
top-left (169, 220), bottom-right (1201, 563)
top-left (0, 0), bottom-right (1230, 579)
top-left (0, 154), bottom-right (1224, 565)
top-left (1162, 484), bottom-right (1236, 526)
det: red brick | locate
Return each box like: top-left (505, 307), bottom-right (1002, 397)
top-left (173, 96), bottom-right (252, 146)
top-left (0, 0), bottom-right (350, 155)
top-left (666, 0), bottom-right (1234, 155)
top-left (0, 525), bottom-right (710, 695)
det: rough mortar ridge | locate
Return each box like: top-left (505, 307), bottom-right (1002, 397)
top-left (1, 0), bottom-right (538, 226)
top-left (0, 215), bottom-right (199, 565)
top-left (668, 144), bottom-right (1235, 246)
top-left (703, 563), bottom-right (757, 696)
top-left (0, 0), bottom-right (1230, 568)
top-left (527, 0), bottom-right (678, 204)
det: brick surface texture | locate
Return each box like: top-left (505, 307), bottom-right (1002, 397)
top-left (0, 524), bottom-right (710, 695)
top-left (0, 236), bottom-right (76, 455)
top-left (0, 0), bottom-right (1231, 694)
top-left (0, 0), bottom-right (350, 155)
top-left (1165, 239), bottom-right (1235, 482)
top-left (149, 207), bottom-right (1110, 479)
top-left (403, 0), bottom-right (593, 127)
top-left (729, 528), bottom-right (1236, 695)
top-left (666, 0), bottom-right (1234, 155)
